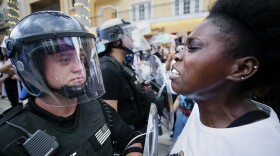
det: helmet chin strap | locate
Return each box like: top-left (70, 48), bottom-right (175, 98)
top-left (51, 84), bottom-right (86, 99)
top-left (111, 39), bottom-right (134, 54)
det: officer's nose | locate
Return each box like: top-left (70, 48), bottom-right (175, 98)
top-left (71, 55), bottom-right (84, 73)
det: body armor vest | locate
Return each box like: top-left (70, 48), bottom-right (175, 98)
top-left (100, 56), bottom-right (149, 127)
top-left (0, 100), bottom-right (114, 156)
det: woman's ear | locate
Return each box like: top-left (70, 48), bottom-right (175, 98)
top-left (227, 56), bottom-right (259, 81)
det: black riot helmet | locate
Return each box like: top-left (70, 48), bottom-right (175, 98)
top-left (6, 11), bottom-right (105, 107)
top-left (96, 18), bottom-right (151, 55)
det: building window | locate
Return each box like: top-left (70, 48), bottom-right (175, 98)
top-left (133, 6), bottom-right (136, 21)
top-left (70, 0), bottom-right (75, 8)
top-left (175, 0), bottom-right (180, 15)
top-left (112, 11), bottom-right (117, 18)
top-left (175, 0), bottom-right (190, 15)
top-left (131, 2), bottom-right (151, 21)
top-left (195, 0), bottom-right (199, 12)
top-left (139, 4), bottom-right (145, 20)
top-left (0, 12), bottom-right (4, 24)
top-left (183, 0), bottom-right (190, 14)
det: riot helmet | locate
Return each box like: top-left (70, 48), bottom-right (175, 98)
top-left (6, 11), bottom-right (105, 107)
top-left (96, 18), bottom-right (151, 54)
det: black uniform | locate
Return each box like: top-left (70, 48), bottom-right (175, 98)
top-left (0, 98), bottom-right (134, 156)
top-left (100, 56), bottom-right (148, 130)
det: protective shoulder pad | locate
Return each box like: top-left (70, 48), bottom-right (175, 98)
top-left (0, 105), bottom-right (23, 126)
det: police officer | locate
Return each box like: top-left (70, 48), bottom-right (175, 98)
top-left (97, 18), bottom-right (155, 131)
top-left (0, 11), bottom-right (143, 156)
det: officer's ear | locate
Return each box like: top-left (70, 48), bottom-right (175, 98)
top-left (226, 56), bottom-right (259, 81)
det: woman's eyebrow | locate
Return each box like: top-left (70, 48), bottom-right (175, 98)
top-left (187, 37), bottom-right (204, 44)
top-left (186, 37), bottom-right (195, 44)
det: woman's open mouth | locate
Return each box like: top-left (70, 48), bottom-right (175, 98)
top-left (169, 67), bottom-right (180, 80)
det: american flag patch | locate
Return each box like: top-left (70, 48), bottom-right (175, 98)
top-left (95, 124), bottom-right (111, 145)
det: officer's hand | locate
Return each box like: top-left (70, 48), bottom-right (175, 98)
top-left (125, 143), bottom-right (143, 156)
top-left (127, 152), bottom-right (143, 156)
top-left (6, 68), bottom-right (15, 76)
top-left (0, 62), bottom-right (12, 73)
top-left (11, 74), bottom-right (19, 80)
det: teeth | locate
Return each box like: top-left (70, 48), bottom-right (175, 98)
top-left (171, 68), bottom-right (179, 75)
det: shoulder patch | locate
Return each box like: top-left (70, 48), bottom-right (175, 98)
top-left (95, 124), bottom-right (111, 145)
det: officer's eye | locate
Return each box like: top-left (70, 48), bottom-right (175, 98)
top-left (58, 55), bottom-right (71, 65)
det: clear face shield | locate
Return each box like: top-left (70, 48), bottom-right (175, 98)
top-left (146, 55), bottom-right (174, 130)
top-left (120, 24), bottom-right (151, 53)
top-left (13, 36), bottom-right (105, 107)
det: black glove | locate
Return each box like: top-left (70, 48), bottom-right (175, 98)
top-left (140, 86), bottom-right (164, 116)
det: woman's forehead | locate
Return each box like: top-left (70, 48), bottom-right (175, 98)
top-left (188, 20), bottom-right (222, 42)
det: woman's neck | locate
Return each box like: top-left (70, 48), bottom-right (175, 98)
top-left (196, 91), bottom-right (259, 128)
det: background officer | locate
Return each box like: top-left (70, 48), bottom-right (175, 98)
top-left (97, 18), bottom-right (156, 131)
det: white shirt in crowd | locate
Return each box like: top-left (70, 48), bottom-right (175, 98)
top-left (170, 102), bottom-right (280, 156)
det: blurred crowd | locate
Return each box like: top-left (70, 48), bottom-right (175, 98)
top-left (0, 30), bottom-right (23, 107)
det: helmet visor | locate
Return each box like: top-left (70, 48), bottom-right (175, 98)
top-left (13, 36), bottom-right (105, 107)
top-left (120, 24), bottom-right (151, 53)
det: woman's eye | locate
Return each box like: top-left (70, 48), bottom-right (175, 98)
top-left (187, 45), bottom-right (200, 52)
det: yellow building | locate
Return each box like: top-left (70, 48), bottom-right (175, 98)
top-left (2, 0), bottom-right (216, 38)
top-left (60, 0), bottom-right (216, 36)
top-left (0, 0), bottom-right (10, 41)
